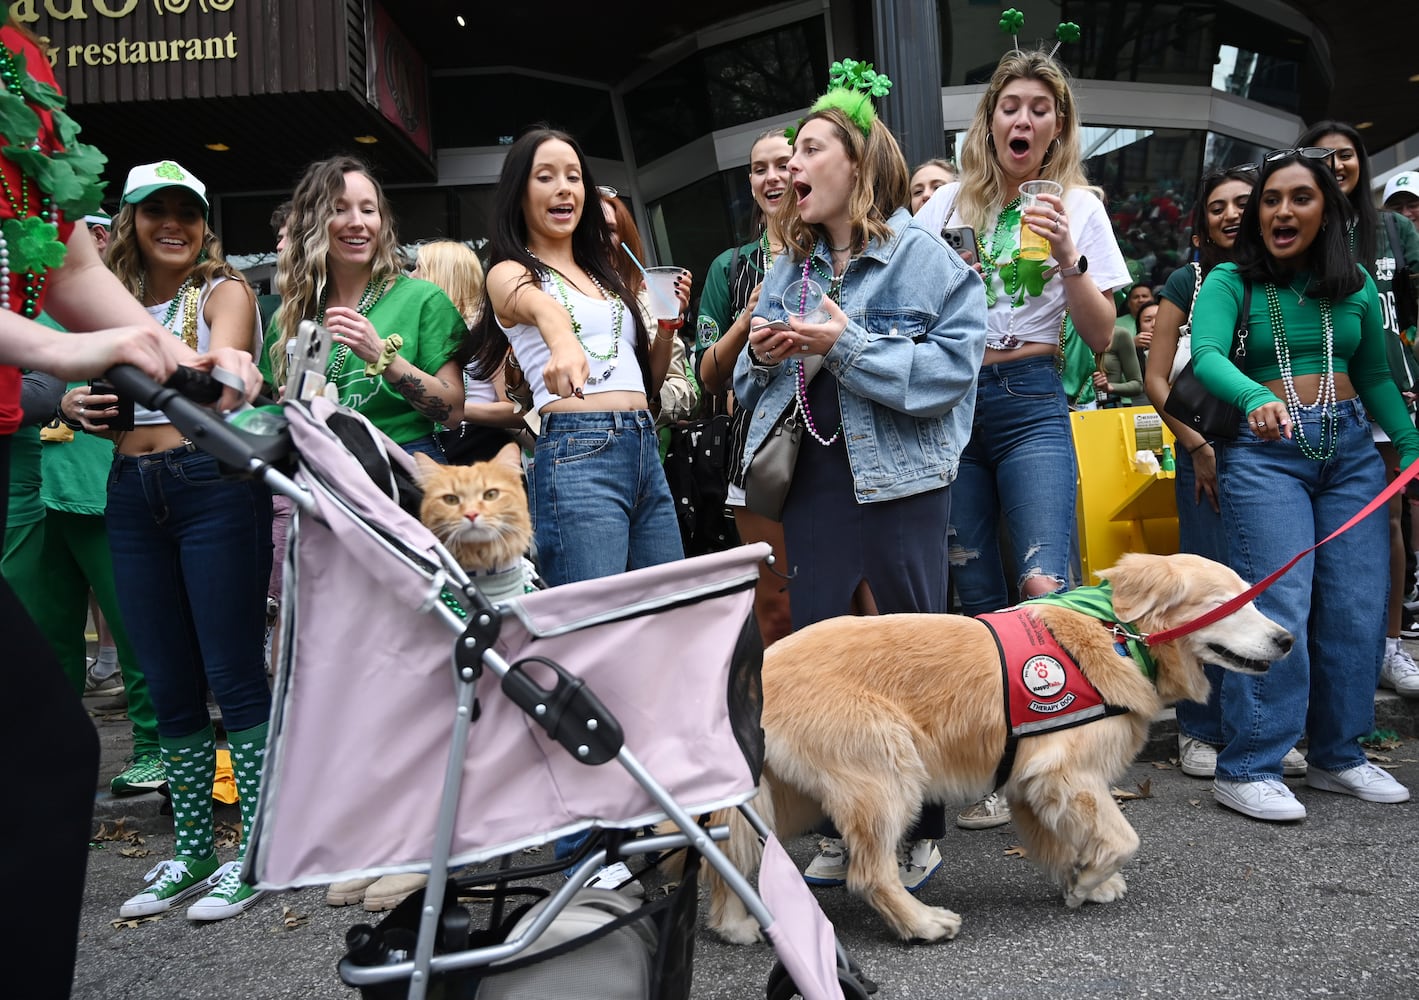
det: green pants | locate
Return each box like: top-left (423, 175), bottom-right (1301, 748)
top-left (6, 508), bottom-right (158, 757)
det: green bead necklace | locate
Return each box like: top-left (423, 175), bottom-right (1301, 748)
top-left (533, 255), bottom-right (625, 385)
top-left (320, 276), bottom-right (387, 377)
top-left (1264, 282), bottom-right (1337, 461)
top-left (140, 272), bottom-right (200, 350)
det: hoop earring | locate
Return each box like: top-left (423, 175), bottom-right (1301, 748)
top-left (987, 133), bottom-right (996, 151)
top-left (1041, 137), bottom-right (1062, 167)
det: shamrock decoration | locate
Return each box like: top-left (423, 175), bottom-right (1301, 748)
top-left (3, 214), bottom-right (67, 274)
top-left (155, 160), bottom-right (186, 181)
top-left (999, 8), bottom-right (1025, 35)
top-left (1056, 22), bottom-right (1082, 43)
top-left (827, 58), bottom-right (893, 98)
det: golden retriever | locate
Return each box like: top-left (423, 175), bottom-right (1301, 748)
top-left (706, 553), bottom-right (1293, 944)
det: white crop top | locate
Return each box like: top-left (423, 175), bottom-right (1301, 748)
top-left (498, 276), bottom-right (645, 413)
top-left (134, 275), bottom-right (260, 426)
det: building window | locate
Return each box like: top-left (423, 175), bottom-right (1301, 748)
top-left (431, 74), bottom-right (619, 160)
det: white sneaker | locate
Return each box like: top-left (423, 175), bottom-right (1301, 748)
top-left (1306, 762), bottom-right (1411, 803)
top-left (956, 793), bottom-right (1010, 829)
top-left (583, 861), bottom-right (644, 898)
top-left (897, 840), bottom-right (942, 894)
top-left (802, 837), bottom-right (848, 886)
top-left (1280, 747), bottom-right (1308, 777)
top-left (1178, 736), bottom-right (1219, 778)
top-left (1380, 645), bottom-right (1419, 698)
top-left (186, 861), bottom-right (266, 921)
top-left (1213, 778), bottom-right (1307, 821)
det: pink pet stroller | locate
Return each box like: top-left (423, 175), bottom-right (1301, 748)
top-left (106, 365), bottom-right (874, 1000)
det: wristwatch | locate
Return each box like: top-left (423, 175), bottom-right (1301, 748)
top-left (1057, 255), bottom-right (1088, 278)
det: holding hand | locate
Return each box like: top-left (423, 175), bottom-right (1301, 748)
top-left (1023, 192), bottom-right (1078, 264)
top-left (323, 306), bottom-right (384, 364)
top-left (1247, 402), bottom-right (1292, 441)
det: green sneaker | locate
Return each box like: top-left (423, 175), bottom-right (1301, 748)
top-left (186, 861), bottom-right (266, 921)
top-left (110, 753), bottom-right (166, 796)
top-left (119, 854), bottom-right (220, 918)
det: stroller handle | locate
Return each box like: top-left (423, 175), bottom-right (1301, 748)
top-left (104, 363), bottom-right (294, 478)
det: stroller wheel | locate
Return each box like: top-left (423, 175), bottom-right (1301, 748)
top-left (765, 960), bottom-right (873, 1000)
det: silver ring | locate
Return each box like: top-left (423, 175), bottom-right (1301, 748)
top-left (77, 406), bottom-right (85, 416)
top-left (1052, 219), bottom-right (1060, 233)
top-left (800, 344), bottom-right (809, 353)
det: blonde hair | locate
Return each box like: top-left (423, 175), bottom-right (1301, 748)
top-left (106, 200), bottom-right (247, 300)
top-left (955, 49), bottom-right (1093, 232)
top-left (778, 107), bottom-right (909, 261)
top-left (414, 240), bottom-right (483, 326)
top-left (269, 156), bottom-right (402, 384)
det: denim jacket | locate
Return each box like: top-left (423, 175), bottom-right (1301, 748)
top-left (733, 207), bottom-right (987, 503)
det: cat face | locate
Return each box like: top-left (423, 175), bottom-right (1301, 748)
top-left (413, 444), bottom-right (531, 572)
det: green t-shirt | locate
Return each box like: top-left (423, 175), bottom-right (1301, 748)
top-left (261, 276), bottom-right (466, 444)
top-left (5, 424), bottom-right (42, 528)
top-left (694, 238), bottom-right (765, 371)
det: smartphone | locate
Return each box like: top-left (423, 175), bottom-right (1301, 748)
top-left (760, 319), bottom-right (792, 331)
top-left (942, 226), bottom-right (978, 265)
top-left (88, 378), bottom-right (134, 431)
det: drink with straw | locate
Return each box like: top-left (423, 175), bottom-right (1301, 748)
top-left (1018, 179), bottom-right (1063, 261)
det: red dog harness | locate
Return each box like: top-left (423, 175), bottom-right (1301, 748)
top-left (977, 606), bottom-right (1131, 790)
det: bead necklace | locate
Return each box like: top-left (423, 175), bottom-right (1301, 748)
top-left (975, 198), bottom-right (1026, 349)
top-left (320, 276), bottom-right (387, 376)
top-left (1264, 282), bottom-right (1337, 461)
top-left (528, 249), bottom-right (625, 385)
top-left (795, 252), bottom-right (846, 446)
top-left (759, 230), bottom-right (775, 276)
top-left (140, 272), bottom-right (201, 350)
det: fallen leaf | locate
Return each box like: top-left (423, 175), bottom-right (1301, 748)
top-left (1004, 845), bottom-right (1028, 859)
top-left (92, 820), bottom-right (144, 846)
top-left (213, 821), bottom-right (242, 849)
top-left (1365, 752), bottom-right (1394, 763)
top-left (110, 915), bottom-right (162, 929)
top-left (280, 905), bottom-right (309, 930)
top-left (1153, 760), bottom-right (1174, 769)
top-left (1111, 779), bottom-right (1153, 801)
top-left (1187, 798), bottom-right (1202, 807)
top-left (118, 846), bottom-right (151, 859)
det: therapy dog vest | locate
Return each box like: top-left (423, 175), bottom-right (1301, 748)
top-left (978, 585), bottom-right (1152, 789)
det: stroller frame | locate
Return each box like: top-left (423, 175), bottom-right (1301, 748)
top-left (104, 366), bottom-right (869, 1000)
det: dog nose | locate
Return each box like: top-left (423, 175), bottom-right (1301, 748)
top-left (1274, 630), bottom-right (1294, 657)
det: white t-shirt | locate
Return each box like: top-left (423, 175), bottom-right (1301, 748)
top-left (916, 182), bottom-right (1131, 349)
top-left (498, 275), bottom-right (645, 413)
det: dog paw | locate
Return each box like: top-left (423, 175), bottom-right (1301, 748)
top-left (1085, 873), bottom-right (1127, 904)
top-left (711, 916), bottom-right (764, 945)
top-left (906, 906), bottom-right (962, 943)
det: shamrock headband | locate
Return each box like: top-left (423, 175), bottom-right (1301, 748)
top-left (999, 8), bottom-right (1080, 59)
top-left (786, 58), bottom-right (893, 143)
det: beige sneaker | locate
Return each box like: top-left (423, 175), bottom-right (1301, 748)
top-left (1281, 747), bottom-right (1308, 778)
top-left (325, 876), bottom-right (378, 907)
top-left (363, 873), bottom-right (428, 912)
top-left (956, 792), bottom-right (1010, 830)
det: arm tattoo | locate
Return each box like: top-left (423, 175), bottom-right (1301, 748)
top-left (391, 373), bottom-right (453, 424)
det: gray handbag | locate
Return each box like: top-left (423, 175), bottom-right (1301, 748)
top-left (743, 357), bottom-right (820, 521)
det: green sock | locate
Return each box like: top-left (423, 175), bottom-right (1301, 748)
top-left (159, 726), bottom-right (217, 860)
top-left (226, 721), bottom-right (269, 860)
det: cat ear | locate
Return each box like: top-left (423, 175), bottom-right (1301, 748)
top-left (411, 450), bottom-right (441, 483)
top-left (494, 442), bottom-right (524, 473)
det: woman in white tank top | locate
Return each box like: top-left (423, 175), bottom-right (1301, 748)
top-left (472, 128), bottom-right (687, 587)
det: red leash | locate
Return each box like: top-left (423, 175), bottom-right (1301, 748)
top-left (1145, 456), bottom-right (1419, 647)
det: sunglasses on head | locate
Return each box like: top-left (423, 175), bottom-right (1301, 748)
top-left (1233, 147), bottom-right (1336, 172)
top-left (596, 185), bottom-right (618, 200)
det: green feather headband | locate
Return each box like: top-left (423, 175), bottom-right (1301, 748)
top-left (786, 58), bottom-right (893, 143)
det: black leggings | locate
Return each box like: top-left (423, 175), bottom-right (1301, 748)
top-left (0, 435), bottom-right (98, 997)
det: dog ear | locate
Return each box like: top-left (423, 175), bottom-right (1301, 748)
top-left (1095, 553), bottom-right (1182, 624)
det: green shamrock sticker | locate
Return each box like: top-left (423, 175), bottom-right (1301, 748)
top-left (155, 160), bottom-right (185, 181)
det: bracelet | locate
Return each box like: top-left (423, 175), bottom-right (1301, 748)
top-left (365, 333), bottom-right (404, 377)
top-left (655, 328), bottom-right (678, 343)
top-left (57, 403), bottom-right (82, 432)
top-left (746, 344), bottom-right (772, 367)
top-left (1188, 439), bottom-right (1212, 455)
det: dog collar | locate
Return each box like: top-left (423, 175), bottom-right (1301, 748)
top-left (1022, 583), bottom-right (1157, 680)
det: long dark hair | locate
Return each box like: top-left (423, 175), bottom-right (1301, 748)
top-left (1233, 152), bottom-right (1363, 301)
top-left (1191, 166), bottom-right (1257, 275)
top-left (470, 127), bottom-right (649, 389)
top-left (1297, 120), bottom-right (1375, 274)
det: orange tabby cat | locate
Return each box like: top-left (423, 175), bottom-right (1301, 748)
top-left (412, 444), bottom-right (536, 600)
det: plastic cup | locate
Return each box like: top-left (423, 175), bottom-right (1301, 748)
top-left (643, 266), bottom-right (682, 321)
top-left (780, 277), bottom-right (830, 324)
top-left (1018, 179), bottom-right (1063, 261)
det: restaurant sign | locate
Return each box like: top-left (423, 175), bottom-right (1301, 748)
top-left (13, 0), bottom-right (241, 69)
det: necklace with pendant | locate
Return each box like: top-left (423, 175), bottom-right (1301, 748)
top-left (526, 248), bottom-right (625, 384)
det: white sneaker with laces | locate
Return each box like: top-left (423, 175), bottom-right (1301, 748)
top-left (186, 861), bottom-right (266, 921)
top-left (897, 840), bottom-right (942, 893)
top-left (1178, 736), bottom-right (1218, 777)
top-left (1306, 761), bottom-right (1411, 803)
top-left (956, 793), bottom-right (1010, 829)
top-left (1213, 778), bottom-right (1307, 821)
top-left (1380, 645), bottom-right (1419, 698)
top-left (802, 837), bottom-right (848, 886)
top-left (1280, 747), bottom-right (1308, 777)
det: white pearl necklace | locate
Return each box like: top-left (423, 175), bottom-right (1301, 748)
top-left (1265, 282), bottom-right (1337, 461)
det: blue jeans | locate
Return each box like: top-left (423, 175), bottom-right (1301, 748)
top-left (401, 434), bottom-right (445, 463)
top-left (107, 445), bottom-right (274, 739)
top-left (949, 356), bottom-right (1076, 615)
top-left (1173, 445), bottom-right (1230, 744)
top-left (1214, 398), bottom-right (1386, 781)
top-left (533, 409), bottom-right (683, 587)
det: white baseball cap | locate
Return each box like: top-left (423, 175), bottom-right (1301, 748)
top-left (1383, 171), bottom-right (1419, 206)
top-left (121, 160), bottom-right (209, 215)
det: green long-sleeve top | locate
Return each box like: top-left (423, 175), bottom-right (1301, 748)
top-left (1100, 325), bottom-right (1144, 401)
top-left (1191, 263), bottom-right (1419, 466)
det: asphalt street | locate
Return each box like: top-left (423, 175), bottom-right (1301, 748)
top-left (70, 691), bottom-right (1419, 1000)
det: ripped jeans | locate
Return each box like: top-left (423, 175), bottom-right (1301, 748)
top-left (948, 355), bottom-right (1076, 616)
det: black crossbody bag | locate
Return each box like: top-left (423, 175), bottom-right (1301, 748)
top-left (1163, 280), bottom-right (1251, 441)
